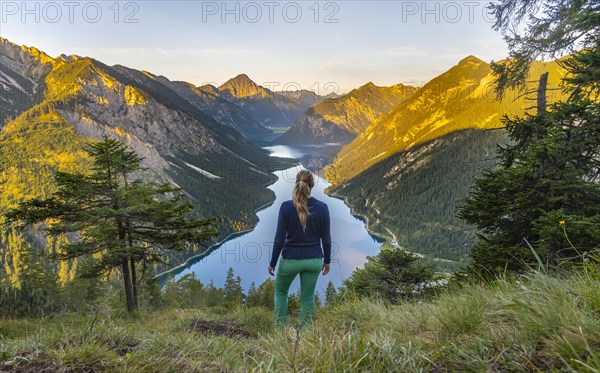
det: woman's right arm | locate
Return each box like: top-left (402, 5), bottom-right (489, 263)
top-left (269, 203), bottom-right (286, 273)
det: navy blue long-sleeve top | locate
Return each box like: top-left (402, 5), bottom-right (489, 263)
top-left (270, 197), bottom-right (331, 268)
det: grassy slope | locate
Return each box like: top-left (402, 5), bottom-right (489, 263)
top-left (1, 269), bottom-right (599, 372)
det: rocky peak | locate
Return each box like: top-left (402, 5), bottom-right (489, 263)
top-left (458, 55), bottom-right (485, 66)
top-left (218, 73), bottom-right (271, 99)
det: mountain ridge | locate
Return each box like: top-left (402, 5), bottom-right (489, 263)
top-left (323, 55), bottom-right (570, 264)
top-left (326, 55), bottom-right (568, 183)
top-left (275, 81), bottom-right (417, 145)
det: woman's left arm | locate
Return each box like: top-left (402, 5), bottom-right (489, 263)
top-left (269, 203), bottom-right (287, 274)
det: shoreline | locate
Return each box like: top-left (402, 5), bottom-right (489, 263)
top-left (155, 159), bottom-right (299, 280)
top-left (155, 199), bottom-right (278, 281)
top-left (328, 188), bottom-right (462, 268)
top-left (326, 190), bottom-right (393, 243)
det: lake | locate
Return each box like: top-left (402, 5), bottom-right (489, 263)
top-left (160, 145), bottom-right (384, 295)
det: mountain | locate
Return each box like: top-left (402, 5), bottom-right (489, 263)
top-left (326, 56), bottom-right (567, 184)
top-left (219, 73), bottom-right (271, 99)
top-left (127, 71), bottom-right (271, 140)
top-left (218, 74), bottom-right (323, 128)
top-left (275, 82), bottom-right (417, 145)
top-left (0, 39), bottom-right (296, 280)
top-left (328, 128), bottom-right (509, 266)
top-left (325, 56), bottom-right (569, 264)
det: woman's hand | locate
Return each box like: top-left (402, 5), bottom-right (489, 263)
top-left (322, 263), bottom-right (330, 275)
top-left (268, 266), bottom-right (275, 276)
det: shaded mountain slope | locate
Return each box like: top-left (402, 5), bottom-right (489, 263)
top-left (141, 72), bottom-right (271, 139)
top-left (0, 37), bottom-right (55, 125)
top-left (328, 128), bottom-right (510, 267)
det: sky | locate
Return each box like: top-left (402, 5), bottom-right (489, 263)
top-left (1, 0), bottom-right (509, 94)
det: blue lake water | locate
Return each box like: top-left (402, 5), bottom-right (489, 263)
top-left (160, 145), bottom-right (384, 294)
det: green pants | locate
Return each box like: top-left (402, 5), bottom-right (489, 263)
top-left (274, 257), bottom-right (322, 326)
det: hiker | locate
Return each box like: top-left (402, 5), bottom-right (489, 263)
top-left (268, 169), bottom-right (331, 327)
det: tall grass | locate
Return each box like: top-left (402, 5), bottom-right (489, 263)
top-left (1, 268), bottom-right (598, 372)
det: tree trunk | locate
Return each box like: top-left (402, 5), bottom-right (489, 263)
top-left (537, 72), bottom-right (549, 116)
top-left (118, 216), bottom-right (137, 311)
top-left (124, 213), bottom-right (138, 309)
top-left (130, 257), bottom-right (138, 308)
top-left (122, 257), bottom-right (135, 312)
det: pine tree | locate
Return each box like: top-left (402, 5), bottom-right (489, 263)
top-left (288, 292), bottom-right (300, 314)
top-left (314, 292), bottom-right (322, 309)
top-left (140, 269), bottom-right (163, 310)
top-left (257, 278), bottom-right (274, 309)
top-left (4, 136), bottom-right (219, 311)
top-left (325, 281), bottom-right (337, 305)
top-left (459, 0), bottom-right (600, 274)
top-left (246, 281), bottom-right (259, 307)
top-left (223, 267), bottom-right (243, 307)
top-left (488, 0), bottom-right (599, 96)
top-left (0, 248), bottom-right (62, 317)
top-left (343, 245), bottom-right (436, 304)
top-left (459, 100), bottom-right (600, 273)
top-left (204, 280), bottom-right (224, 307)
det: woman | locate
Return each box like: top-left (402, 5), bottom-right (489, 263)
top-left (269, 169), bottom-right (331, 327)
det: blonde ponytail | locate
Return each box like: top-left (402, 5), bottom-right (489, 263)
top-left (292, 170), bottom-right (314, 231)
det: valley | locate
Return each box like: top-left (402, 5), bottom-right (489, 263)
top-left (2, 3), bottom-right (598, 371)
top-left (0, 37), bottom-right (570, 283)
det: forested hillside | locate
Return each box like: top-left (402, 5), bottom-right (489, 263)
top-left (328, 128), bottom-right (509, 265)
top-left (2, 0), bottom-right (599, 371)
top-left (324, 56), bottom-right (569, 265)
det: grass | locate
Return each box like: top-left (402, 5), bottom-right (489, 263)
top-left (1, 268), bottom-right (599, 372)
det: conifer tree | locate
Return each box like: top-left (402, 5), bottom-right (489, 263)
top-left (325, 281), bottom-right (337, 306)
top-left (460, 0), bottom-right (600, 274)
top-left (204, 280), bottom-right (224, 307)
top-left (460, 101), bottom-right (600, 272)
top-left (223, 267), bottom-right (243, 306)
top-left (246, 281), bottom-right (259, 307)
top-left (257, 278), bottom-right (275, 309)
top-left (489, 0), bottom-right (599, 96)
top-left (5, 136), bottom-right (219, 311)
top-left (314, 292), bottom-right (322, 309)
top-left (343, 246), bottom-right (436, 304)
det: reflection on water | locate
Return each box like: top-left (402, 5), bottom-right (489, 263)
top-left (160, 145), bottom-right (384, 295)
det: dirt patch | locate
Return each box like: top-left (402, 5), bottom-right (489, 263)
top-left (189, 319), bottom-right (249, 337)
top-left (99, 337), bottom-right (139, 358)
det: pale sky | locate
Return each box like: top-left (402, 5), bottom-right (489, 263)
top-left (1, 0), bottom-right (508, 94)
